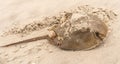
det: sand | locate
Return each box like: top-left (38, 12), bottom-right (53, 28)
top-left (0, 0), bottom-right (120, 64)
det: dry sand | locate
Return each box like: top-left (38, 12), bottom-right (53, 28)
top-left (0, 0), bottom-right (120, 64)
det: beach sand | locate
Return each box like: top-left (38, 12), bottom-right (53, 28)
top-left (0, 0), bottom-right (120, 64)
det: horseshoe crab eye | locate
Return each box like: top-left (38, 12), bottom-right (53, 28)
top-left (95, 32), bottom-right (99, 37)
top-left (95, 32), bottom-right (105, 40)
top-left (98, 33), bottom-right (106, 40)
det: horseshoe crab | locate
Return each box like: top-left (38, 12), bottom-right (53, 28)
top-left (0, 10), bottom-right (108, 51)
